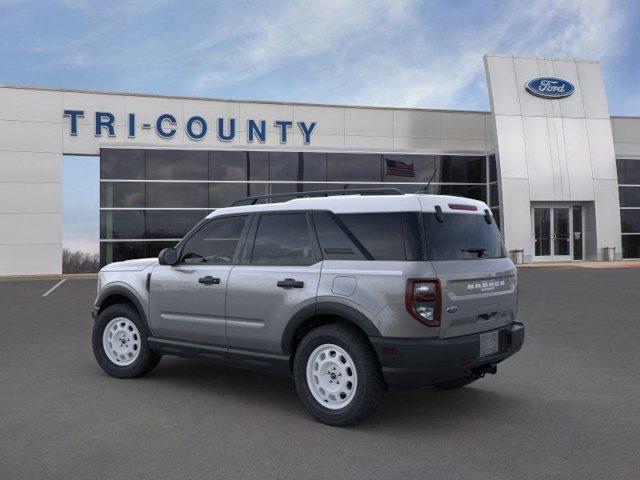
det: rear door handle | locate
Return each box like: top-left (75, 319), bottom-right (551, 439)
top-left (277, 278), bottom-right (304, 288)
top-left (198, 276), bottom-right (220, 285)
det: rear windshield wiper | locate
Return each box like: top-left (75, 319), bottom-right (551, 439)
top-left (461, 247), bottom-right (487, 258)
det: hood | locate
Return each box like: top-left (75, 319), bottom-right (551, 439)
top-left (101, 258), bottom-right (158, 272)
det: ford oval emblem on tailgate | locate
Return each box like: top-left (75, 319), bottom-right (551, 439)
top-left (446, 306), bottom-right (459, 314)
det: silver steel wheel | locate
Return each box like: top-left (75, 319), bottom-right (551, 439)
top-left (306, 343), bottom-right (358, 410)
top-left (102, 317), bottom-right (141, 367)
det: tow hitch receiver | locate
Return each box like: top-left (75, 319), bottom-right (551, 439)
top-left (474, 364), bottom-right (497, 378)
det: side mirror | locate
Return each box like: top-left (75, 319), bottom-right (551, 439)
top-left (158, 247), bottom-right (178, 266)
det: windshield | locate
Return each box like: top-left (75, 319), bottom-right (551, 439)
top-left (423, 212), bottom-right (505, 260)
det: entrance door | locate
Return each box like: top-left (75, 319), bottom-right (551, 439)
top-left (533, 206), bottom-right (582, 261)
top-left (552, 207), bottom-right (571, 261)
top-left (534, 208), bottom-right (552, 261)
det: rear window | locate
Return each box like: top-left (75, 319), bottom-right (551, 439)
top-left (423, 212), bottom-right (505, 260)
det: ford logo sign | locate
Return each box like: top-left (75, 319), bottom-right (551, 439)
top-left (525, 77), bottom-right (575, 99)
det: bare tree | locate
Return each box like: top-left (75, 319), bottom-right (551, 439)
top-left (62, 249), bottom-right (100, 274)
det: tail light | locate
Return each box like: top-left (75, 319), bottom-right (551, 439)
top-left (405, 279), bottom-right (441, 327)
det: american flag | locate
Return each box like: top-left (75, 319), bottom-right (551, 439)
top-left (385, 157), bottom-right (415, 177)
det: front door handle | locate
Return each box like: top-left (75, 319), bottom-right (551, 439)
top-left (277, 278), bottom-right (304, 288)
top-left (198, 276), bottom-right (220, 285)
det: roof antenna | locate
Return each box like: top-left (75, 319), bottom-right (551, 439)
top-left (417, 168), bottom-right (438, 194)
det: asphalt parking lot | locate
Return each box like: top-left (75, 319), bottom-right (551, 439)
top-left (1, 267), bottom-right (639, 479)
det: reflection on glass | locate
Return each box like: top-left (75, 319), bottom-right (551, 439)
top-left (251, 213), bottom-right (314, 265)
top-left (100, 149), bottom-right (145, 179)
top-left (622, 235), bottom-right (640, 258)
top-left (181, 216), bottom-right (248, 264)
top-left (618, 187), bottom-right (640, 207)
top-left (100, 211), bottom-right (145, 239)
top-left (302, 153), bottom-right (327, 181)
top-left (209, 183), bottom-right (247, 208)
top-left (434, 184), bottom-right (487, 202)
top-left (98, 149), bottom-right (498, 265)
top-left (146, 183), bottom-right (209, 208)
top-left (146, 150), bottom-right (207, 180)
top-left (553, 208), bottom-right (570, 256)
top-left (338, 213), bottom-right (405, 260)
top-left (489, 154), bottom-right (497, 182)
top-left (491, 207), bottom-right (501, 230)
top-left (617, 158), bottom-right (640, 185)
top-left (249, 152), bottom-right (269, 181)
top-left (572, 206), bottom-right (583, 260)
top-left (327, 154), bottom-right (382, 182)
top-left (489, 184), bottom-right (499, 207)
top-left (146, 210), bottom-right (206, 239)
top-left (621, 210), bottom-right (640, 233)
top-left (100, 241), bottom-right (177, 265)
top-left (436, 155), bottom-right (486, 183)
top-left (534, 208), bottom-right (551, 256)
top-left (100, 183), bottom-right (145, 208)
top-left (210, 151), bottom-right (248, 180)
top-left (270, 152), bottom-right (299, 181)
top-left (382, 155), bottom-right (436, 183)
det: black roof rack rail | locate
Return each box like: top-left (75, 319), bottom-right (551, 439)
top-left (230, 188), bottom-right (405, 206)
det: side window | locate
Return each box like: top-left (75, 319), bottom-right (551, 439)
top-left (336, 213), bottom-right (407, 261)
top-left (180, 216), bottom-right (248, 264)
top-left (251, 213), bottom-right (315, 266)
top-left (313, 212), bottom-right (366, 260)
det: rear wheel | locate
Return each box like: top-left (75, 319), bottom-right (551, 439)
top-left (432, 375), bottom-right (478, 390)
top-left (293, 324), bottom-right (387, 426)
top-left (92, 303), bottom-right (161, 378)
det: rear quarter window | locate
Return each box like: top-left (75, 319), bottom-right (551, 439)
top-left (314, 212), bottom-right (421, 261)
top-left (423, 212), bottom-right (505, 260)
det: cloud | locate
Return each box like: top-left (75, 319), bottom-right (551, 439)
top-left (343, 0), bottom-right (629, 109)
top-left (5, 0), bottom-right (633, 111)
top-left (189, 0), bottom-right (417, 91)
top-left (182, 0), bottom-right (630, 109)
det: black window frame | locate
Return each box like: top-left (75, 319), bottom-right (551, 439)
top-left (174, 213), bottom-right (252, 265)
top-left (241, 211), bottom-right (322, 266)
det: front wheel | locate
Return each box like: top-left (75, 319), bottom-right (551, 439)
top-left (92, 303), bottom-right (161, 379)
top-left (293, 324), bottom-right (387, 426)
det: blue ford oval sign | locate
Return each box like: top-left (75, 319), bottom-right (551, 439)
top-left (526, 77), bottom-right (575, 99)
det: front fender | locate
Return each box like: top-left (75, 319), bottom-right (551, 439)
top-left (94, 281), bottom-right (151, 334)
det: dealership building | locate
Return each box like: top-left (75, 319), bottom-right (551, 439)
top-left (1, 53), bottom-right (640, 275)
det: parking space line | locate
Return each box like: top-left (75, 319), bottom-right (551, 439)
top-left (42, 279), bottom-right (66, 297)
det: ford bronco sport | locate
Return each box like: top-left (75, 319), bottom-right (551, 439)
top-left (91, 189), bottom-right (524, 426)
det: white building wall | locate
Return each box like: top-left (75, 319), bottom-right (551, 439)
top-left (484, 54), bottom-right (622, 261)
top-left (0, 88), bottom-right (64, 275)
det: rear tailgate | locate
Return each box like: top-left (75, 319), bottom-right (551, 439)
top-left (432, 258), bottom-right (517, 338)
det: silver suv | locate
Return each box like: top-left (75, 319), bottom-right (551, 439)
top-left (91, 189), bottom-right (524, 426)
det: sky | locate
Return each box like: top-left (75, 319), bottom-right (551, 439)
top-left (2, 0), bottom-right (639, 254)
top-left (62, 156), bottom-right (98, 254)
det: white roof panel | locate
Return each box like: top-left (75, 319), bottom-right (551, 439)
top-left (206, 194), bottom-right (490, 218)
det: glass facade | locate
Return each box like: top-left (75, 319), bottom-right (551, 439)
top-left (100, 149), bottom-right (500, 265)
top-left (617, 158), bottom-right (640, 258)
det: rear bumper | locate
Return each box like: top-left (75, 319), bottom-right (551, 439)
top-left (370, 322), bottom-right (524, 390)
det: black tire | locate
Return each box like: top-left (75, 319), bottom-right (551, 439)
top-left (293, 323), bottom-right (387, 427)
top-left (92, 303), bottom-right (161, 379)
top-left (432, 375), bottom-right (478, 390)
